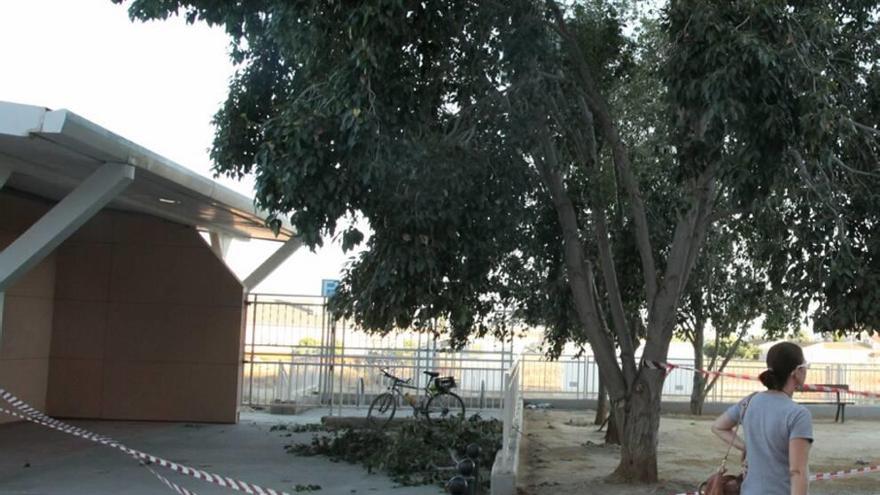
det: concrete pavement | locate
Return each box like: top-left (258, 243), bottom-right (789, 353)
top-left (0, 408), bottom-right (451, 495)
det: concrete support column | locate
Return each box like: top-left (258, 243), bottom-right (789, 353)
top-left (0, 162), bottom-right (134, 292)
top-left (242, 236), bottom-right (302, 291)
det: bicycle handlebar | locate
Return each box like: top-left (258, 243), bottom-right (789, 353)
top-left (380, 368), bottom-right (411, 384)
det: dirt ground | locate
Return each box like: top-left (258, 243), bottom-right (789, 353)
top-left (519, 409), bottom-right (880, 495)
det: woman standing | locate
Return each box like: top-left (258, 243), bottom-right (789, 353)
top-left (711, 342), bottom-right (814, 495)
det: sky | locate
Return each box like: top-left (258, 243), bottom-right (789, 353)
top-left (0, 0), bottom-right (360, 296)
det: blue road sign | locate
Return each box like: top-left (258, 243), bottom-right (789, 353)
top-left (321, 279), bottom-right (340, 298)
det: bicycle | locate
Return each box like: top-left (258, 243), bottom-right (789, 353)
top-left (367, 369), bottom-right (466, 428)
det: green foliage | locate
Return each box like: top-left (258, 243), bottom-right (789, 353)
top-left (676, 218), bottom-right (801, 352)
top-left (704, 338), bottom-right (760, 361)
top-left (296, 337), bottom-right (320, 347)
top-left (115, 0), bottom-right (880, 346)
top-left (116, 0), bottom-right (880, 477)
top-left (295, 337), bottom-right (322, 355)
top-left (292, 484), bottom-right (321, 492)
top-left (287, 416), bottom-right (501, 489)
top-left (666, 1), bottom-right (880, 340)
top-left (114, 0), bottom-right (637, 346)
top-left (270, 423), bottom-right (326, 433)
top-left (735, 1), bottom-right (880, 337)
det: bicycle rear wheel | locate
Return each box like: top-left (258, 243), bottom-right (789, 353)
top-left (425, 391), bottom-right (465, 423)
top-left (367, 392), bottom-right (397, 428)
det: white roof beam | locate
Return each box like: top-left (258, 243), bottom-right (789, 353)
top-left (243, 236), bottom-right (303, 292)
top-left (0, 162), bottom-right (134, 292)
top-left (209, 231), bottom-right (233, 259)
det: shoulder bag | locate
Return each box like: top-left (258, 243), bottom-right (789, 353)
top-left (698, 393), bottom-right (757, 495)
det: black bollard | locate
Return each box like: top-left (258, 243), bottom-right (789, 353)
top-left (457, 458), bottom-right (476, 477)
top-left (465, 444), bottom-right (482, 495)
top-left (446, 475), bottom-right (468, 495)
top-left (457, 458), bottom-right (476, 495)
top-left (466, 443), bottom-right (482, 459)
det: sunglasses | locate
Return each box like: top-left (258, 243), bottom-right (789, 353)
top-left (795, 362), bottom-right (810, 371)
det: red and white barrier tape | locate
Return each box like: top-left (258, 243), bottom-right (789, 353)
top-left (642, 360), bottom-right (880, 399)
top-left (644, 360), bottom-right (880, 494)
top-left (0, 406), bottom-right (198, 495)
top-left (810, 463), bottom-right (880, 481)
top-left (0, 388), bottom-right (293, 495)
top-left (6, 379), bottom-right (879, 495)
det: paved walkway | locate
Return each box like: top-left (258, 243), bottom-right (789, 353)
top-left (0, 407), bottom-right (468, 494)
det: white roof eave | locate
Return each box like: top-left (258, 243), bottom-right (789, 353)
top-left (0, 101), bottom-right (295, 241)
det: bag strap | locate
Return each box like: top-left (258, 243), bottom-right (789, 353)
top-left (719, 392), bottom-right (757, 472)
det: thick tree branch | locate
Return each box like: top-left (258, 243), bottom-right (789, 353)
top-left (707, 329), bottom-right (721, 374)
top-left (849, 118), bottom-right (880, 137)
top-left (550, 95), bottom-right (638, 385)
top-left (546, 0), bottom-right (658, 309)
top-left (588, 260), bottom-right (611, 336)
top-left (644, 161), bottom-right (718, 360)
top-left (534, 125), bottom-right (628, 400)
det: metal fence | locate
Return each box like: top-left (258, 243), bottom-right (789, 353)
top-left (241, 294), bottom-right (514, 411)
top-left (241, 294), bottom-right (880, 410)
top-left (519, 353), bottom-right (880, 405)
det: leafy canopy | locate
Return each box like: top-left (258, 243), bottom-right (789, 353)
top-left (116, 0), bottom-right (880, 346)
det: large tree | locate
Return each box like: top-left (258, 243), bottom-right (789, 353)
top-left (118, 0), bottom-right (880, 482)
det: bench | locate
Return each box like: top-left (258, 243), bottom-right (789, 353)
top-left (796, 384), bottom-right (854, 423)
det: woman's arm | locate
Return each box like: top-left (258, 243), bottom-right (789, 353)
top-left (789, 437), bottom-right (811, 495)
top-left (711, 413), bottom-right (745, 452)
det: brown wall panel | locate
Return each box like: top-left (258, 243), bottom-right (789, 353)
top-left (45, 358), bottom-right (103, 418)
top-left (54, 243), bottom-right (113, 301)
top-left (0, 189), bottom-right (245, 425)
top-left (48, 209), bottom-right (245, 423)
top-left (0, 295), bottom-right (54, 360)
top-left (100, 361), bottom-right (238, 423)
top-left (0, 192), bottom-right (56, 425)
top-left (0, 358), bottom-right (50, 422)
top-left (50, 300), bottom-right (107, 360)
top-left (105, 303), bottom-right (241, 364)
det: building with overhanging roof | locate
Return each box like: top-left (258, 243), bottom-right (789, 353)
top-left (0, 101), bottom-right (301, 424)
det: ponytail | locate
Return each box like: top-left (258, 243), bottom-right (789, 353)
top-left (759, 369), bottom-right (782, 390)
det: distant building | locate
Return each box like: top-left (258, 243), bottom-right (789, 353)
top-left (760, 339), bottom-right (878, 365)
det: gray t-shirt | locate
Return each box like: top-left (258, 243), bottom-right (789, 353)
top-left (725, 391), bottom-right (814, 495)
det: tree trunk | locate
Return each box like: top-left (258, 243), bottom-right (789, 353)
top-left (611, 370), bottom-right (664, 483)
top-left (604, 407), bottom-right (620, 445)
top-left (595, 375), bottom-right (608, 425)
top-left (689, 319), bottom-right (706, 415)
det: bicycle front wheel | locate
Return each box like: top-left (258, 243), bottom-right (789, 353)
top-left (367, 392), bottom-right (397, 428)
top-left (425, 392), bottom-right (465, 423)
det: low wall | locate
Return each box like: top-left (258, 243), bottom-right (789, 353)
top-left (490, 408), bottom-right (522, 495)
top-left (491, 365), bottom-right (523, 495)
